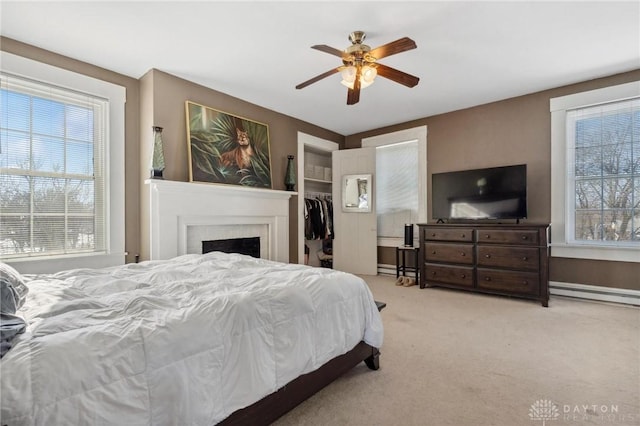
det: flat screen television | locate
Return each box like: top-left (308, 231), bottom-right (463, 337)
top-left (431, 164), bottom-right (527, 221)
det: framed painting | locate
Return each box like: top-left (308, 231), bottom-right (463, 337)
top-left (185, 101), bottom-right (272, 188)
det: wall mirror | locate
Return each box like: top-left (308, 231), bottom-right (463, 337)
top-left (342, 174), bottom-right (372, 212)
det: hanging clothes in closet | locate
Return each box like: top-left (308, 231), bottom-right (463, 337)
top-left (304, 196), bottom-right (334, 240)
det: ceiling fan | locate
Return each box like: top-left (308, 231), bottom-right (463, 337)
top-left (296, 31), bottom-right (420, 105)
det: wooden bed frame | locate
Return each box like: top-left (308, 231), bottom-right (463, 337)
top-left (220, 301), bottom-right (386, 425)
top-left (220, 341), bottom-right (380, 425)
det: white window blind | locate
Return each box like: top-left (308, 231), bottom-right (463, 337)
top-left (566, 98), bottom-right (639, 244)
top-left (376, 140), bottom-right (419, 238)
top-left (0, 72), bottom-right (107, 259)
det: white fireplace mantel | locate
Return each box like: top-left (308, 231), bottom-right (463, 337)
top-left (146, 180), bottom-right (295, 262)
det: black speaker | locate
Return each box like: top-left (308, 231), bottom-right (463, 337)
top-left (404, 224), bottom-right (413, 247)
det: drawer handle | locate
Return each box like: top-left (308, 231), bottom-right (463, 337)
top-left (522, 256), bottom-right (528, 261)
top-left (461, 234), bottom-right (466, 238)
top-left (522, 280), bottom-right (528, 285)
top-left (460, 252), bottom-right (465, 257)
top-left (431, 233), bottom-right (436, 237)
top-left (431, 271), bottom-right (437, 276)
top-left (485, 277), bottom-right (491, 281)
top-left (485, 234), bottom-right (490, 239)
top-left (432, 250), bottom-right (436, 254)
top-left (461, 274), bottom-right (466, 279)
top-left (485, 254), bottom-right (491, 258)
top-left (521, 235), bottom-right (528, 240)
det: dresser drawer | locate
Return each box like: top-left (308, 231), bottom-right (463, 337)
top-left (476, 268), bottom-right (539, 294)
top-left (423, 227), bottom-right (473, 242)
top-left (424, 243), bottom-right (474, 265)
top-left (424, 263), bottom-right (474, 287)
top-left (476, 229), bottom-right (539, 245)
top-left (477, 246), bottom-right (539, 271)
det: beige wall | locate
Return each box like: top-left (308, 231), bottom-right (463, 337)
top-left (137, 69), bottom-right (343, 262)
top-left (348, 70), bottom-right (640, 291)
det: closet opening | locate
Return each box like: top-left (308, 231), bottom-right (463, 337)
top-left (304, 193), bottom-right (333, 268)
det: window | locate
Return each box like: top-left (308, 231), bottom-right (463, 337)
top-left (1, 73), bottom-right (107, 258)
top-left (550, 81), bottom-right (640, 263)
top-left (568, 100), bottom-right (639, 243)
top-left (376, 140), bottom-right (419, 237)
top-left (362, 126), bottom-right (427, 246)
top-left (0, 52), bottom-right (125, 272)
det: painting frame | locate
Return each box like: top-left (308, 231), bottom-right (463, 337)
top-left (185, 101), bottom-right (273, 189)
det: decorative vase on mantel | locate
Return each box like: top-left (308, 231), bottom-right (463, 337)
top-left (284, 155), bottom-right (296, 191)
top-left (150, 126), bottom-right (166, 179)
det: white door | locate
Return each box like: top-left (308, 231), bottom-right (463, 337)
top-left (332, 147), bottom-right (377, 275)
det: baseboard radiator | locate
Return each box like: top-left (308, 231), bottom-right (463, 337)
top-left (549, 281), bottom-right (640, 306)
top-left (376, 264), bottom-right (639, 307)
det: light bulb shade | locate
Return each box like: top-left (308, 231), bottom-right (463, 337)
top-left (359, 79), bottom-right (373, 89)
top-left (341, 79), bottom-right (355, 89)
top-left (340, 66), bottom-right (357, 83)
top-left (361, 65), bottom-right (377, 84)
top-left (340, 65), bottom-right (376, 90)
top-left (342, 79), bottom-right (372, 89)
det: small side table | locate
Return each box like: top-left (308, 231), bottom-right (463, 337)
top-left (396, 246), bottom-right (419, 282)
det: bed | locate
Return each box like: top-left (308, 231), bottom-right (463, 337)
top-left (0, 252), bottom-right (384, 425)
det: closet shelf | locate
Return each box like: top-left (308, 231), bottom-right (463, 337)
top-left (304, 177), bottom-right (332, 184)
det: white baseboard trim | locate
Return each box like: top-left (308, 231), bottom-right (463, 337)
top-left (550, 281), bottom-right (640, 306)
top-left (378, 264), bottom-right (397, 276)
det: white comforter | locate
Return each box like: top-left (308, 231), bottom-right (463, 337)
top-left (0, 252), bottom-right (383, 425)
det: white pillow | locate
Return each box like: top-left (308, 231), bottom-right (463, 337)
top-left (0, 262), bottom-right (29, 313)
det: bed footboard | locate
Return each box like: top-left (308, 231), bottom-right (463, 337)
top-left (219, 341), bottom-right (380, 425)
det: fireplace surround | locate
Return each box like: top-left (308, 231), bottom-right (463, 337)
top-left (146, 180), bottom-right (295, 263)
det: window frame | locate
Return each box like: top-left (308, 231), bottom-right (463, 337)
top-left (1, 51), bottom-right (126, 273)
top-left (362, 125), bottom-right (427, 247)
top-left (550, 80), bottom-right (640, 263)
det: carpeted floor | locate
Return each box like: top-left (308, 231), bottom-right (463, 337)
top-left (274, 274), bottom-right (640, 426)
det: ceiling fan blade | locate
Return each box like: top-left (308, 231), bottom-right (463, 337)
top-left (376, 63), bottom-right (420, 88)
top-left (369, 37), bottom-right (417, 60)
top-left (296, 68), bottom-right (341, 90)
top-left (311, 44), bottom-right (346, 58)
top-left (347, 68), bottom-right (361, 105)
top-left (347, 86), bottom-right (360, 105)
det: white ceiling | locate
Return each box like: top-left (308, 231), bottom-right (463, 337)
top-left (1, 1), bottom-right (639, 135)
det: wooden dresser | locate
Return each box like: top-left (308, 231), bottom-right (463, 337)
top-left (418, 223), bottom-right (550, 307)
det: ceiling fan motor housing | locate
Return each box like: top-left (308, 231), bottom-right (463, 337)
top-left (349, 31), bottom-right (366, 44)
top-left (345, 31), bottom-right (374, 66)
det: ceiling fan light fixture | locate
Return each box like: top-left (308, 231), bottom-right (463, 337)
top-left (340, 79), bottom-right (355, 89)
top-left (359, 77), bottom-right (374, 89)
top-left (361, 65), bottom-right (377, 84)
top-left (342, 78), bottom-right (374, 90)
top-left (341, 65), bottom-right (376, 89)
top-left (340, 66), bottom-right (357, 83)
top-left (297, 31), bottom-right (419, 105)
